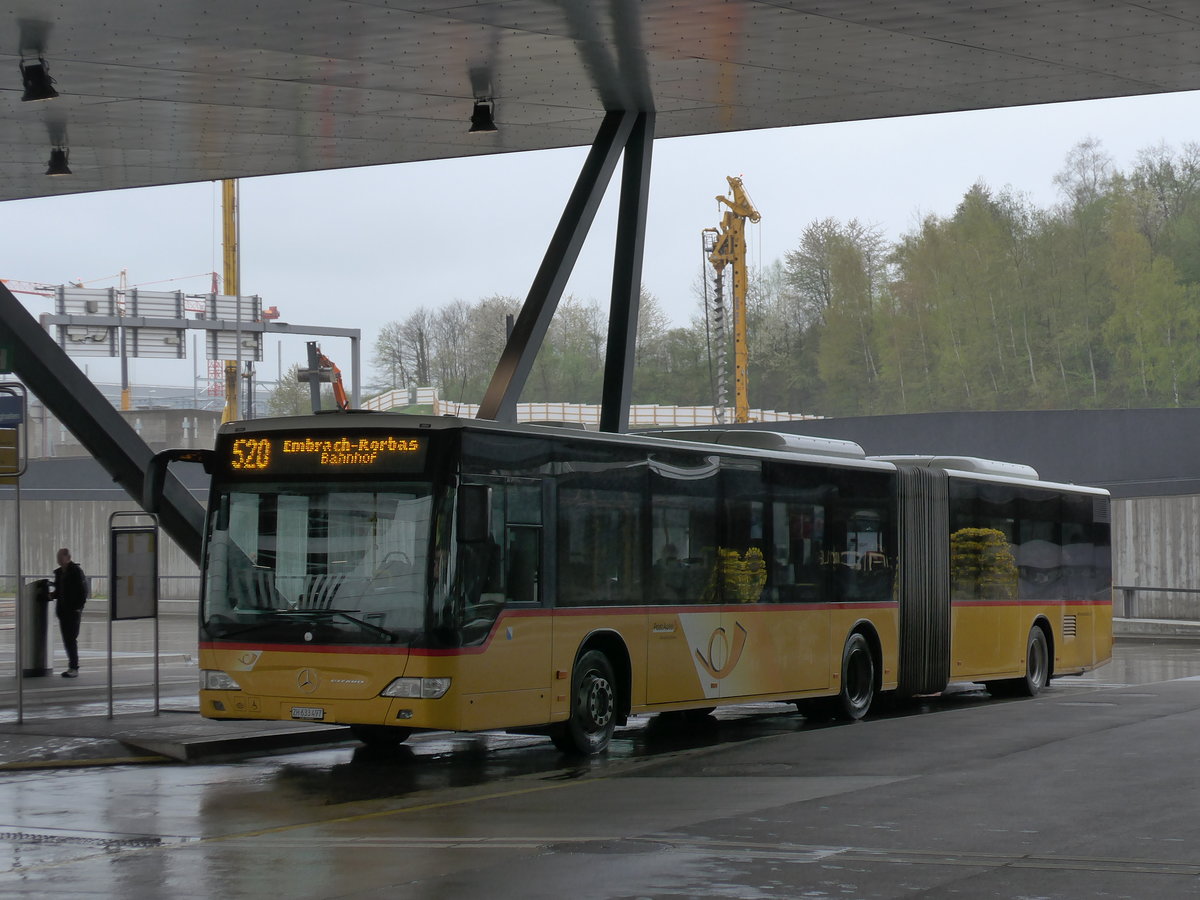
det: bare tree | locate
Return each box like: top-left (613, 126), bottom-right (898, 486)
top-left (267, 363), bottom-right (313, 416)
top-left (371, 321), bottom-right (409, 390)
top-left (1054, 137), bottom-right (1113, 209)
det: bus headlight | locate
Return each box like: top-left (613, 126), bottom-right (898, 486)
top-left (380, 677), bottom-right (451, 699)
top-left (201, 670), bottom-right (242, 691)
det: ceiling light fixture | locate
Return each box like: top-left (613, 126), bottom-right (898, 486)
top-left (469, 99), bottom-right (497, 134)
top-left (46, 147), bottom-right (71, 176)
top-left (20, 56), bottom-right (59, 102)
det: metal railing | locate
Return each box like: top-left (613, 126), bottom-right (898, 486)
top-left (0, 573), bottom-right (200, 602)
top-left (362, 387), bottom-right (817, 425)
top-left (1113, 585), bottom-right (1200, 620)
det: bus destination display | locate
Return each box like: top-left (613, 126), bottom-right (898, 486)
top-left (225, 433), bottom-right (427, 475)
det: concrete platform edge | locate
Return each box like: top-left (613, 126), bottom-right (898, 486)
top-left (117, 722), bottom-right (353, 763)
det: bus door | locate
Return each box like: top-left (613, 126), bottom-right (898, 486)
top-left (453, 480), bottom-right (550, 714)
top-left (552, 459), bottom-right (651, 708)
top-left (646, 457), bottom-right (720, 705)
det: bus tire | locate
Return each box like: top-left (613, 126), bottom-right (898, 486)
top-left (350, 724), bottom-right (412, 747)
top-left (836, 632), bottom-right (876, 721)
top-left (993, 626), bottom-right (1050, 698)
top-left (551, 650), bottom-right (617, 756)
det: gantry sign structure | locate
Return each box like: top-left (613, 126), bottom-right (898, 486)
top-left (5, 0), bottom-right (1200, 559)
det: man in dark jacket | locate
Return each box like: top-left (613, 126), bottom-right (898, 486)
top-left (52, 547), bottom-right (87, 678)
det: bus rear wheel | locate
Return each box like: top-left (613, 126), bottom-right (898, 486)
top-left (797, 633), bottom-right (876, 722)
top-left (551, 650), bottom-right (616, 756)
top-left (992, 626), bottom-right (1050, 698)
top-left (350, 724), bottom-right (412, 747)
top-left (837, 632), bottom-right (876, 720)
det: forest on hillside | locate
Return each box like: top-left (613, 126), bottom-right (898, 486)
top-left (368, 139), bottom-right (1200, 416)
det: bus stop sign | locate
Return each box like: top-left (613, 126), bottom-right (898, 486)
top-left (0, 394), bottom-right (22, 427)
top-left (0, 429), bottom-right (15, 485)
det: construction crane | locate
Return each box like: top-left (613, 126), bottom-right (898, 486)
top-left (704, 176), bottom-right (761, 424)
top-left (298, 341), bottom-right (350, 412)
top-left (1, 279), bottom-right (56, 298)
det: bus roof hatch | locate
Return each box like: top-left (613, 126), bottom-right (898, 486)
top-left (647, 429), bottom-right (867, 460)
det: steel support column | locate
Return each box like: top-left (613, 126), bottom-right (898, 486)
top-left (0, 283), bottom-right (205, 562)
top-left (349, 333), bottom-right (362, 407)
top-left (600, 111), bottom-right (655, 433)
top-left (477, 110), bottom-right (636, 422)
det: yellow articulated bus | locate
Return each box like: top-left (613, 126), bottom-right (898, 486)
top-left (148, 416), bottom-right (1112, 755)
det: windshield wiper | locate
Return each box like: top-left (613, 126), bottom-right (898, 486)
top-left (204, 614), bottom-right (288, 641)
top-left (204, 608), bottom-right (399, 643)
top-left (315, 609), bottom-right (399, 643)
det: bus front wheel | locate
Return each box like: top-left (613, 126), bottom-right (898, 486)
top-left (350, 724), bottom-right (412, 747)
top-left (551, 650), bottom-right (616, 756)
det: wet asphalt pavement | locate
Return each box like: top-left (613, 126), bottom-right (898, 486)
top-left (1, 640), bottom-right (1199, 898)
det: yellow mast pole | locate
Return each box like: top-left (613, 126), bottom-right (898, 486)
top-left (221, 179), bottom-right (240, 423)
top-left (730, 215), bottom-right (749, 424)
top-left (709, 176), bottom-right (760, 424)
top-left (119, 268), bottom-right (131, 411)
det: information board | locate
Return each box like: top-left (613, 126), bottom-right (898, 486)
top-left (110, 526), bottom-right (158, 621)
top-left (0, 429), bottom-right (15, 486)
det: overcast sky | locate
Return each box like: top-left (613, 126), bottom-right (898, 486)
top-left (4, 88), bottom-right (1200, 392)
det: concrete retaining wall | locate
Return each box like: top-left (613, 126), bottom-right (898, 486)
top-left (0, 499), bottom-right (200, 598)
top-left (1112, 494), bottom-right (1200, 620)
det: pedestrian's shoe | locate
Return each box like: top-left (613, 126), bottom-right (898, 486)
top-left (61, 668), bottom-right (79, 678)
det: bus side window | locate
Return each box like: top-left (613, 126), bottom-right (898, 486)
top-left (556, 484), bottom-right (645, 607)
top-left (467, 480), bottom-right (542, 608)
top-left (722, 498), bottom-right (766, 602)
top-left (771, 499), bottom-right (825, 603)
top-left (828, 471), bottom-right (894, 603)
top-left (506, 524), bottom-right (540, 604)
top-left (649, 455), bottom-right (718, 605)
top-left (950, 479), bottom-right (1019, 602)
top-left (1018, 492), bottom-right (1062, 598)
top-left (721, 462), bottom-right (768, 603)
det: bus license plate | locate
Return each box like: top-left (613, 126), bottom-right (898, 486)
top-left (291, 706), bottom-right (325, 721)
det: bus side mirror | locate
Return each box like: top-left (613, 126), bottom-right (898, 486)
top-left (144, 448), bottom-right (214, 514)
top-left (457, 484), bottom-right (492, 544)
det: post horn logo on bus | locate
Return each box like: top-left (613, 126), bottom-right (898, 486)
top-left (695, 622), bottom-right (749, 680)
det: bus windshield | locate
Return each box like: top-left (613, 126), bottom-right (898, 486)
top-left (202, 483), bottom-right (434, 645)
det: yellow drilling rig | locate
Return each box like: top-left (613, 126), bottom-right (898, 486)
top-left (220, 178), bottom-right (241, 423)
top-left (703, 176), bottom-right (760, 424)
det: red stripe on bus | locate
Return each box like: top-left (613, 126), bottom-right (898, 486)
top-left (200, 641), bottom-right (409, 655)
top-left (951, 598), bottom-right (1111, 608)
top-left (550, 601), bottom-right (898, 616)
